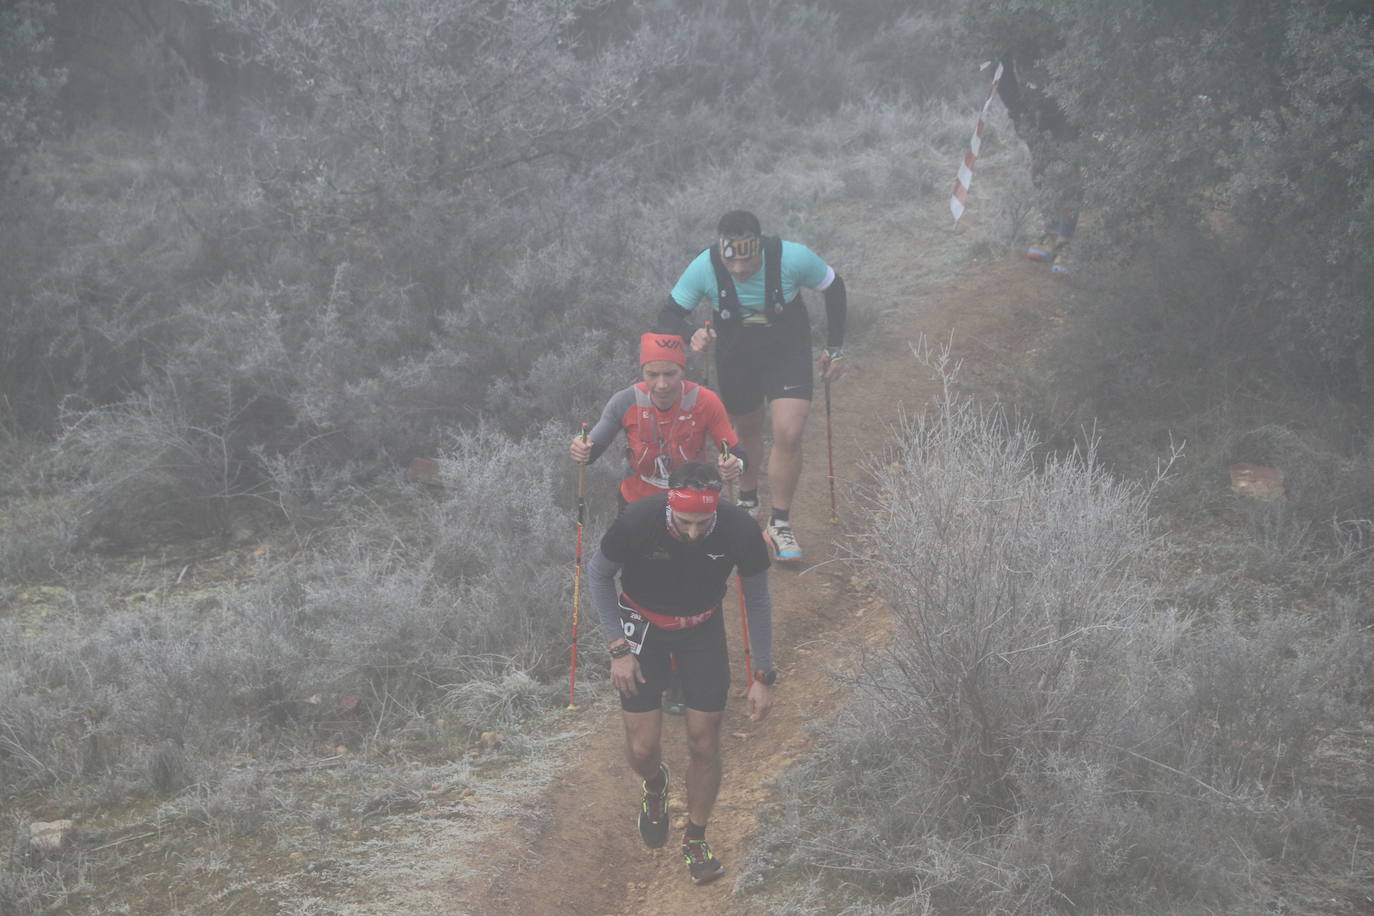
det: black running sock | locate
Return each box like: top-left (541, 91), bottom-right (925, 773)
top-left (739, 488), bottom-right (758, 504)
top-left (771, 507), bottom-right (790, 525)
top-left (683, 821), bottom-right (706, 842)
top-left (644, 766), bottom-right (666, 792)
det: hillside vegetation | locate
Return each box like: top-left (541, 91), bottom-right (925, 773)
top-left (2, 1), bottom-right (1372, 912)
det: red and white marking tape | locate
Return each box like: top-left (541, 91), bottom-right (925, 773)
top-left (949, 61), bottom-right (1003, 222)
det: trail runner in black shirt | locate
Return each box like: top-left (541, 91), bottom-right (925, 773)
top-left (588, 461), bottom-right (776, 885)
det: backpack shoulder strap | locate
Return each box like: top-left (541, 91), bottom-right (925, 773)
top-left (707, 244), bottom-right (743, 330)
top-left (762, 235), bottom-right (784, 317)
top-left (679, 382), bottom-right (700, 409)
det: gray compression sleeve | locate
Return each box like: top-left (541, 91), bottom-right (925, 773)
top-left (739, 570), bottom-right (774, 672)
top-left (584, 387), bottom-right (635, 465)
top-left (588, 547), bottom-right (626, 645)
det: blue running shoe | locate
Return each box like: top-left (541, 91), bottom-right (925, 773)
top-left (765, 521), bottom-right (803, 563)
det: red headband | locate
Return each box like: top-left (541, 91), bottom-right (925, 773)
top-left (668, 487), bottom-right (719, 514)
top-left (640, 333), bottom-right (686, 367)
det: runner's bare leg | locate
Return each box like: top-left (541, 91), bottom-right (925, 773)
top-left (622, 709), bottom-right (665, 781)
top-left (732, 405), bottom-right (767, 494)
top-left (766, 397), bottom-right (811, 513)
top-left (683, 709), bottom-right (723, 827)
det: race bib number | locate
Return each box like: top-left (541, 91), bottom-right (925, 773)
top-left (617, 597), bottom-right (650, 655)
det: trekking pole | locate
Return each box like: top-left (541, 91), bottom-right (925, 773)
top-left (723, 439), bottom-right (753, 686)
top-left (567, 423), bottom-right (589, 710)
top-left (702, 319), bottom-right (713, 390)
top-left (824, 368), bottom-right (837, 524)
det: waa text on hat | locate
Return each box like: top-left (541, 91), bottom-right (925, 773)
top-left (640, 333), bottom-right (686, 367)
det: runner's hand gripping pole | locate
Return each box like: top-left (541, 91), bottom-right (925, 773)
top-left (723, 439), bottom-right (753, 686)
top-left (567, 423), bottom-right (589, 710)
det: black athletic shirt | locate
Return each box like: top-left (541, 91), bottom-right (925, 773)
top-left (591, 493), bottom-right (775, 671)
top-left (599, 494), bottom-right (770, 615)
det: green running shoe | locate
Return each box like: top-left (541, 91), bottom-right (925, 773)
top-left (682, 837), bottom-right (725, 885)
top-left (638, 764), bottom-right (670, 848)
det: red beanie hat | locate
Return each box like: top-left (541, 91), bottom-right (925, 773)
top-left (640, 332), bottom-right (686, 367)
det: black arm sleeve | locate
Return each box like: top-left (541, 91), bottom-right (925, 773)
top-left (729, 443), bottom-right (748, 472)
top-left (823, 274), bottom-right (847, 349)
top-left (655, 296), bottom-right (696, 344)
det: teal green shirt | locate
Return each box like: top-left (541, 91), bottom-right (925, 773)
top-left (670, 240), bottom-right (834, 320)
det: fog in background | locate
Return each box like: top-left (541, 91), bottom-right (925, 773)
top-left (3, 2), bottom-right (1373, 913)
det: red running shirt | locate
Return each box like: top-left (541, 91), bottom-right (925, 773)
top-left (586, 380), bottom-right (739, 503)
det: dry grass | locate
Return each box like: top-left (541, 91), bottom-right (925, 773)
top-left (742, 350), bottom-right (1371, 914)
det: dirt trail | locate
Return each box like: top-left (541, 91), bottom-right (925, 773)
top-left (421, 203), bottom-right (1068, 916)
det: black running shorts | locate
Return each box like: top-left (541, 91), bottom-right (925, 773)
top-left (619, 608), bottom-right (731, 714)
top-left (713, 299), bottom-right (813, 415)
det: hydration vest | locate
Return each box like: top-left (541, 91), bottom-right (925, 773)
top-left (626, 382), bottom-right (706, 490)
top-left (706, 234), bottom-right (785, 334)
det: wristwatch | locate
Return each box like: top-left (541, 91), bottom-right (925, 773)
top-left (753, 668), bottom-right (777, 686)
